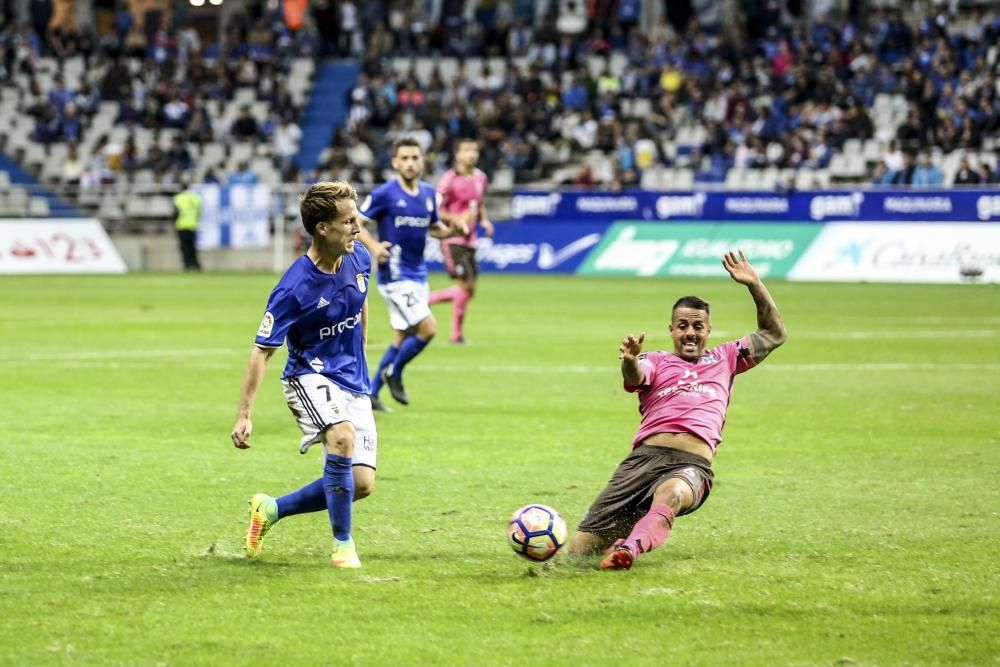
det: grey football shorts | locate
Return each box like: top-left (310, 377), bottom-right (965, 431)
top-left (577, 445), bottom-right (714, 536)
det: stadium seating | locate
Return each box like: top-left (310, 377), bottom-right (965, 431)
top-left (0, 2), bottom-right (998, 228)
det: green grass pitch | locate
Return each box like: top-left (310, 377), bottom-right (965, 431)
top-left (1, 273), bottom-right (998, 665)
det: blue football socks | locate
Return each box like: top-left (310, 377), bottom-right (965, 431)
top-left (275, 478), bottom-right (326, 519)
top-left (392, 335), bottom-right (429, 376)
top-left (370, 344), bottom-right (399, 396)
top-left (323, 454), bottom-right (354, 542)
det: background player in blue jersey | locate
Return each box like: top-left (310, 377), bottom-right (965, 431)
top-left (230, 181), bottom-right (376, 569)
top-left (359, 137), bottom-right (467, 410)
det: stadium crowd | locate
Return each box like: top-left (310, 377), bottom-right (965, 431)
top-left (0, 5), bottom-right (306, 188)
top-left (326, 1), bottom-right (1000, 188)
top-left (1, 0), bottom-right (999, 192)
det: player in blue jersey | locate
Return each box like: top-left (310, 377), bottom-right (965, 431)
top-left (230, 181), bottom-right (376, 569)
top-left (359, 137), bottom-right (467, 411)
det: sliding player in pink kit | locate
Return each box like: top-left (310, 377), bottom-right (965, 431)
top-left (428, 139), bottom-right (493, 344)
top-left (568, 250), bottom-right (787, 570)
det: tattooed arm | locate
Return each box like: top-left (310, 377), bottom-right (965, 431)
top-left (722, 250), bottom-right (787, 363)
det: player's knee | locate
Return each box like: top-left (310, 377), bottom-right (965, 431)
top-left (324, 422), bottom-right (356, 458)
top-left (419, 317), bottom-right (437, 339)
top-left (653, 480), bottom-right (690, 513)
top-left (354, 478), bottom-right (375, 499)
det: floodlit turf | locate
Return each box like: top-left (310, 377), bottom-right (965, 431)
top-left (1, 272), bottom-right (998, 666)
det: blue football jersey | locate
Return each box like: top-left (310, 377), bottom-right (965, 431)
top-left (359, 178), bottom-right (439, 285)
top-left (254, 246), bottom-right (372, 394)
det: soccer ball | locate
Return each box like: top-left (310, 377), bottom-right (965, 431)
top-left (507, 504), bottom-right (568, 562)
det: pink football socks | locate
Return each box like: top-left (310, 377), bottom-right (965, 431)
top-left (623, 503), bottom-right (676, 557)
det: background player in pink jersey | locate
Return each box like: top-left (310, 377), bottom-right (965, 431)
top-left (428, 139), bottom-right (494, 344)
top-left (568, 250), bottom-right (787, 570)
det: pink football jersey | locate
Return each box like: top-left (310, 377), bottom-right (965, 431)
top-left (627, 337), bottom-right (758, 452)
top-left (437, 167), bottom-right (488, 248)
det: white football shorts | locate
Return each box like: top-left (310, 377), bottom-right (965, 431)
top-left (281, 374), bottom-right (378, 468)
top-left (377, 279), bottom-right (431, 331)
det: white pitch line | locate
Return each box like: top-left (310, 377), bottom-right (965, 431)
top-left (757, 362), bottom-right (1000, 372)
top-left (802, 330), bottom-right (998, 340)
top-left (15, 361), bottom-right (992, 373)
top-left (1, 361), bottom-right (238, 370)
top-left (0, 348), bottom-right (239, 361)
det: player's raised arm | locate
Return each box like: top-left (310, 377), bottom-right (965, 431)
top-left (722, 250), bottom-right (787, 363)
top-left (619, 332), bottom-right (646, 387)
top-left (231, 345), bottom-right (277, 449)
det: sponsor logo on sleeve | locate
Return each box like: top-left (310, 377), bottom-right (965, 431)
top-left (356, 273), bottom-right (367, 292)
top-left (257, 312), bottom-right (274, 337)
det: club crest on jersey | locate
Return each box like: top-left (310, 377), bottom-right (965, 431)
top-left (700, 353), bottom-right (718, 364)
top-left (356, 273), bottom-right (366, 292)
top-left (258, 312), bottom-right (274, 337)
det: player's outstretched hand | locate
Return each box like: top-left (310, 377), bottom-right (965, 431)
top-left (231, 417), bottom-right (253, 449)
top-left (722, 249), bottom-right (760, 286)
top-left (482, 219), bottom-right (495, 237)
top-left (619, 332), bottom-right (645, 362)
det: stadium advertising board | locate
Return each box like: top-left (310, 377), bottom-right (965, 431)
top-left (195, 184), bottom-right (271, 248)
top-left (577, 222), bottom-right (821, 278)
top-left (0, 218), bottom-right (127, 274)
top-left (425, 221), bottom-right (608, 273)
top-left (788, 223), bottom-right (1000, 284)
top-left (509, 190), bottom-right (999, 223)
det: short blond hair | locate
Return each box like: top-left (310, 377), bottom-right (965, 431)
top-left (300, 181), bottom-right (358, 234)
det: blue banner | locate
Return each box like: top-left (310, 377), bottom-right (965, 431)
top-left (424, 221), bottom-right (609, 273)
top-left (195, 184), bottom-right (271, 248)
top-left (509, 190), bottom-right (1000, 223)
